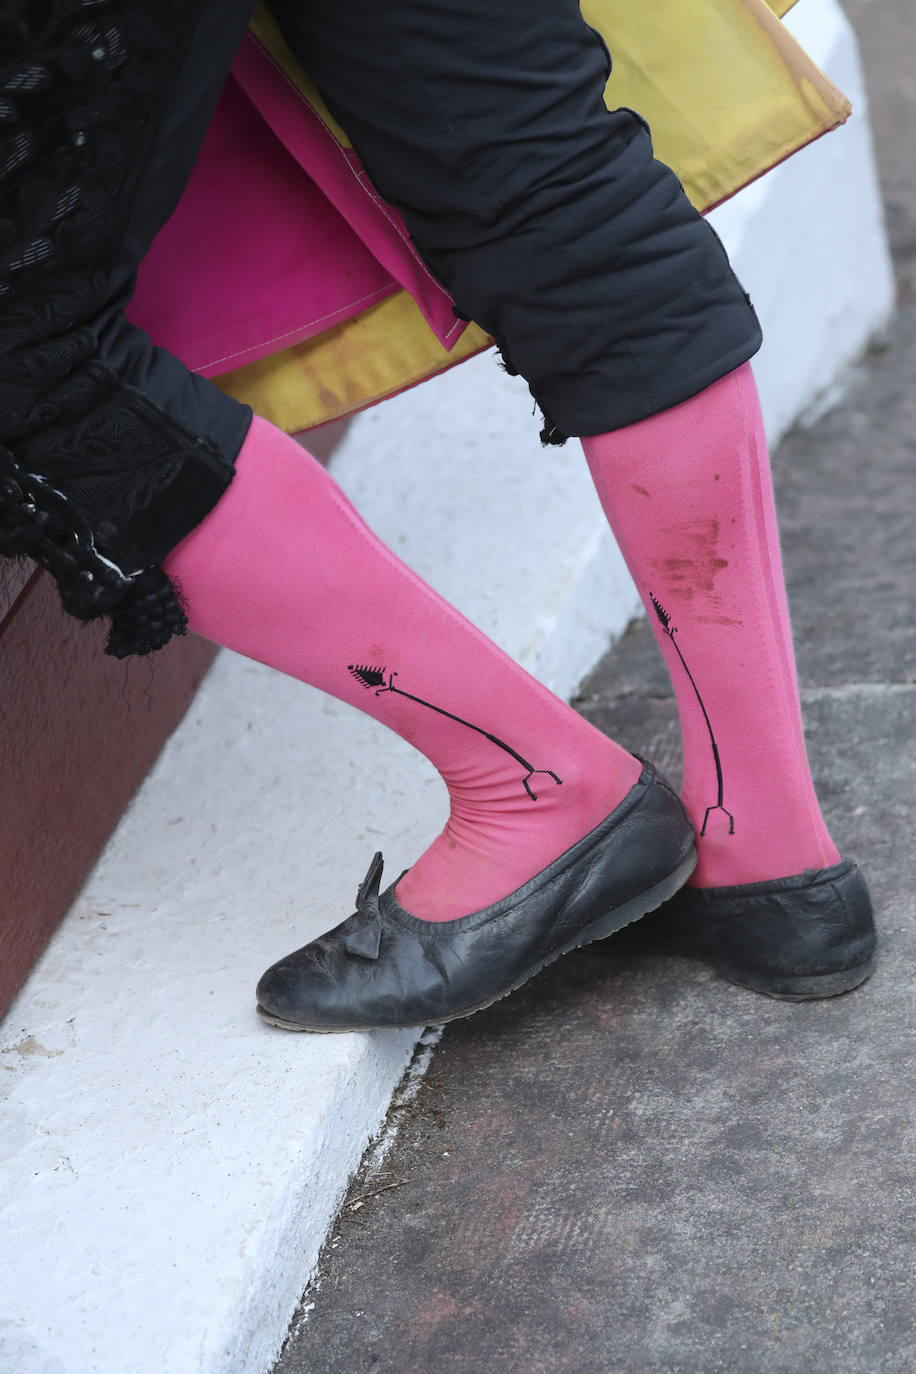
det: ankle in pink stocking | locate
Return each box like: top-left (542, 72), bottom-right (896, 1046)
top-left (582, 363), bottom-right (840, 888)
top-left (165, 416), bottom-right (641, 920)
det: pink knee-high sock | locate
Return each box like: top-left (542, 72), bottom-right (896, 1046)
top-left (582, 363), bottom-right (839, 889)
top-left (165, 416), bottom-right (641, 920)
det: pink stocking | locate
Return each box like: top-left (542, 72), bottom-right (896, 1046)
top-left (582, 362), bottom-right (839, 888)
top-left (165, 417), bottom-right (642, 920)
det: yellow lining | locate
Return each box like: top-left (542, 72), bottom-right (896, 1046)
top-left (217, 292), bottom-right (491, 432)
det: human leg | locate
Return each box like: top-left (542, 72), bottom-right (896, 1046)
top-left (3, 2), bottom-right (873, 1022)
top-left (165, 416), bottom-right (696, 1029)
top-left (261, 0), bottom-right (874, 1003)
top-left (581, 366), bottom-right (876, 994)
top-left (582, 363), bottom-right (837, 890)
top-left (166, 416), bottom-right (646, 923)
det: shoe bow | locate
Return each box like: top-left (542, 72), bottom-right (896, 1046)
top-left (342, 851), bottom-right (385, 959)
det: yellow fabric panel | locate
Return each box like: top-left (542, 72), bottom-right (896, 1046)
top-left (581, 0), bottom-right (848, 211)
top-left (215, 291), bottom-right (491, 435)
top-left (252, 0), bottom-right (842, 209)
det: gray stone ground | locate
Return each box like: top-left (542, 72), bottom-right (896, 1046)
top-left (273, 9), bottom-right (915, 1372)
top-left (846, 0), bottom-right (916, 307)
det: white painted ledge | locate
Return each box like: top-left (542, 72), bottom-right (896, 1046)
top-left (0, 4), bottom-right (893, 1372)
top-left (710, 0), bottom-right (896, 446)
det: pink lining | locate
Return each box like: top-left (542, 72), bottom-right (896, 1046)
top-left (130, 35), bottom-right (464, 378)
top-left (233, 35), bottom-right (462, 347)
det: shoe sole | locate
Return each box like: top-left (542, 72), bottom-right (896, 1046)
top-left (711, 955), bottom-right (877, 1002)
top-left (257, 846), bottom-right (698, 1032)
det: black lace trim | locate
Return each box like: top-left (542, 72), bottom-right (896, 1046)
top-left (0, 1), bottom-right (234, 656)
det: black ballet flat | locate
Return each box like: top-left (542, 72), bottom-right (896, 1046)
top-left (256, 761), bottom-right (697, 1033)
top-left (665, 859), bottom-right (877, 1000)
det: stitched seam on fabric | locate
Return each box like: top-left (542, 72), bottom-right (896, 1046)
top-left (362, 9), bottom-right (512, 348)
top-left (200, 285), bottom-right (394, 370)
top-left (250, 39), bottom-right (459, 328)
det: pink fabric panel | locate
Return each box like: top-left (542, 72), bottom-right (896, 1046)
top-left (232, 34), bottom-right (465, 351)
top-left (130, 77), bottom-right (399, 377)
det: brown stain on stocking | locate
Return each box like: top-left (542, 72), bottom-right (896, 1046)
top-left (655, 518), bottom-right (730, 604)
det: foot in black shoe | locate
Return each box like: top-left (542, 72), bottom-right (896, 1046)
top-left (666, 859), bottom-right (877, 1000)
top-left (256, 762), bottom-right (696, 1032)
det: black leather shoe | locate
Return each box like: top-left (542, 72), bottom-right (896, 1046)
top-left (256, 761), bottom-right (697, 1032)
top-left (665, 859), bottom-right (877, 1000)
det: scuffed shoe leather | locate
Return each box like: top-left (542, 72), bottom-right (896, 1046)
top-left (256, 761), bottom-right (697, 1032)
top-left (668, 859), bottom-right (877, 1000)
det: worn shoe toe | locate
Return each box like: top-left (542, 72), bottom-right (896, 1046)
top-left (256, 761), bottom-right (697, 1032)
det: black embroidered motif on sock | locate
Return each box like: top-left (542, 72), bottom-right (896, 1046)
top-left (347, 664), bottom-right (563, 801)
top-left (650, 595), bottom-right (734, 836)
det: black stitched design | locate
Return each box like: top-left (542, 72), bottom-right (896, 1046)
top-left (348, 664), bottom-right (563, 801)
top-left (650, 594), bottom-right (734, 836)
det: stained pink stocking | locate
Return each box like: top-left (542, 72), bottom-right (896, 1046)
top-left (582, 362), bottom-right (839, 888)
top-left (165, 416), bottom-right (642, 920)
